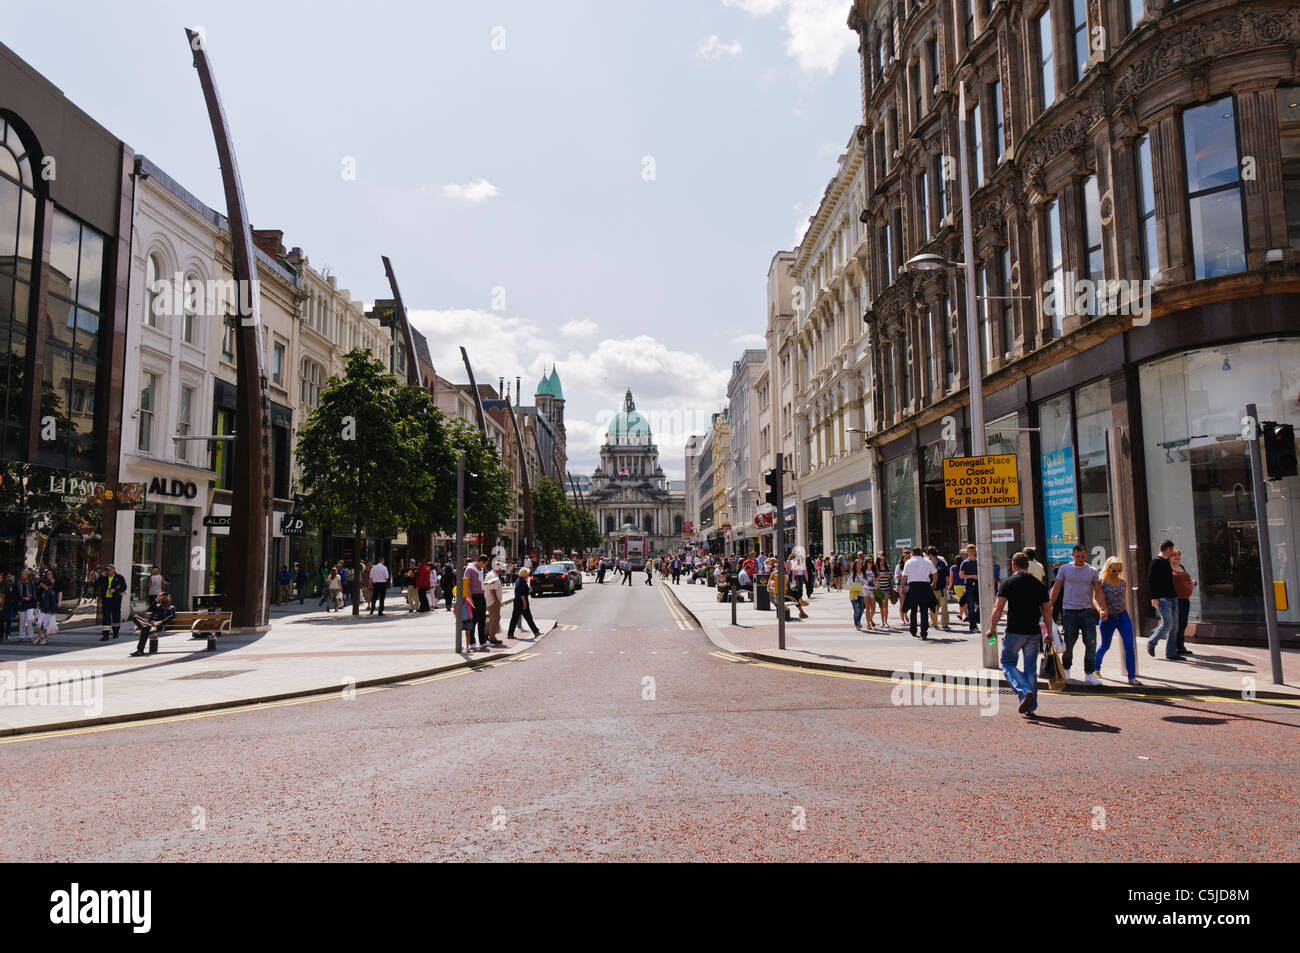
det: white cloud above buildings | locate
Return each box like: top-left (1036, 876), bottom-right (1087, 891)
top-left (723, 0), bottom-right (857, 74)
top-left (698, 35), bottom-right (744, 60)
top-left (407, 309), bottom-right (729, 480)
top-left (559, 318), bottom-right (599, 337)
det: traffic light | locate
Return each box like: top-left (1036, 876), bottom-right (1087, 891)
top-left (464, 470), bottom-right (481, 507)
top-left (1264, 423), bottom-right (1297, 480)
top-left (763, 467), bottom-right (780, 507)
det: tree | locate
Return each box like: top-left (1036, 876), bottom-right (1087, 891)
top-left (295, 349), bottom-right (419, 615)
top-left (392, 382), bottom-right (455, 547)
top-left (446, 418), bottom-right (511, 546)
top-left (564, 506), bottom-right (601, 552)
top-left (531, 477), bottom-right (569, 554)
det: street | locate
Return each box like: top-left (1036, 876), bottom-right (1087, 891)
top-left (4, 579), bottom-right (1297, 862)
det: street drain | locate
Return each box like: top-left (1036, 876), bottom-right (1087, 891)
top-left (172, 669), bottom-right (255, 680)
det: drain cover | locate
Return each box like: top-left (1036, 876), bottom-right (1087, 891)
top-left (172, 669), bottom-right (254, 680)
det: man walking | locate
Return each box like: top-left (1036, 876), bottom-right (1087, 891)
top-left (464, 554), bottom-right (499, 649)
top-left (645, 556), bottom-right (655, 586)
top-left (621, 558), bottom-right (633, 586)
top-left (985, 552), bottom-right (1055, 716)
top-left (926, 546), bottom-right (951, 630)
top-left (368, 556), bottom-right (390, 615)
top-left (507, 567), bottom-right (543, 639)
top-left (1050, 543), bottom-right (1107, 685)
top-left (900, 548), bottom-right (938, 640)
top-left (1146, 539), bottom-right (1179, 659)
top-left (295, 563), bottom-right (308, 603)
top-left (1024, 547), bottom-right (1046, 585)
top-left (95, 564), bottom-right (128, 641)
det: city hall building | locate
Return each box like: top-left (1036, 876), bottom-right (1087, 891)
top-left (844, 0), bottom-right (1300, 643)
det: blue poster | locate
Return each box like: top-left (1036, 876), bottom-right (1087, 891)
top-left (1041, 447), bottom-right (1077, 562)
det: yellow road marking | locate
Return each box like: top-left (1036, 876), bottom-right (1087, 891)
top-left (659, 588), bottom-right (698, 629)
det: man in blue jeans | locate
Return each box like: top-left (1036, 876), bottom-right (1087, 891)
top-left (1049, 543), bottom-right (1108, 685)
top-left (1145, 539), bottom-right (1179, 659)
top-left (985, 552), bottom-right (1055, 716)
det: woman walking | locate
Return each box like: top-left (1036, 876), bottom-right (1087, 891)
top-left (1171, 548), bottom-right (1196, 657)
top-left (859, 558), bottom-right (878, 628)
top-left (147, 566), bottom-right (166, 610)
top-left (874, 555), bottom-right (894, 628)
top-left (847, 557), bottom-right (870, 630)
top-left (359, 561), bottom-right (372, 610)
top-left (1096, 556), bottom-right (1142, 685)
top-left (325, 568), bottom-right (342, 612)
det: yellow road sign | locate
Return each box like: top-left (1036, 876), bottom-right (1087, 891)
top-left (943, 454), bottom-right (1020, 508)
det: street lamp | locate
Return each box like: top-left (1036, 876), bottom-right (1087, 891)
top-left (906, 79), bottom-right (997, 669)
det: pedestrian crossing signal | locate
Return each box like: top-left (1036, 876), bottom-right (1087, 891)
top-left (1264, 422), bottom-right (1297, 480)
top-left (763, 468), bottom-right (781, 507)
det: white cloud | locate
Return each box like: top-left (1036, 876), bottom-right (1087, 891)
top-left (441, 179), bottom-right (500, 202)
top-left (723, 0), bottom-right (857, 74)
top-left (559, 319), bottom-right (598, 337)
top-left (406, 310), bottom-right (729, 480)
top-left (733, 333), bottom-right (766, 346)
top-left (698, 34), bottom-right (744, 60)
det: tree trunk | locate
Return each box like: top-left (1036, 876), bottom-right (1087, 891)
top-left (353, 522), bottom-right (362, 616)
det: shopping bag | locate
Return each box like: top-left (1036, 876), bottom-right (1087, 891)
top-left (849, 582), bottom-right (863, 599)
top-left (1041, 643), bottom-right (1068, 691)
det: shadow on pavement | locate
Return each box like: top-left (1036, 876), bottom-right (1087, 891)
top-left (1028, 714), bottom-right (1121, 733)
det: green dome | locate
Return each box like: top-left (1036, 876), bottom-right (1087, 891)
top-left (609, 409), bottom-right (650, 436)
top-left (536, 365), bottom-right (564, 401)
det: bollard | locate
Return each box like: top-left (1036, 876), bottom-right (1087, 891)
top-left (148, 635), bottom-right (158, 655)
top-left (730, 586), bottom-right (737, 626)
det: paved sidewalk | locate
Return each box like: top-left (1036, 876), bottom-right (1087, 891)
top-left (664, 578), bottom-right (1300, 700)
top-left (0, 591), bottom-right (557, 736)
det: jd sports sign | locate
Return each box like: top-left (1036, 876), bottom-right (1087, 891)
top-left (149, 477), bottom-right (199, 500)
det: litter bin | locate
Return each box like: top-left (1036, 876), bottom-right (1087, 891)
top-left (707, 573), bottom-right (716, 588)
top-left (192, 594), bottom-right (223, 611)
top-left (755, 574), bottom-right (771, 611)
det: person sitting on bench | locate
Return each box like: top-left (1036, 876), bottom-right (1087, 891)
top-left (129, 593), bottom-right (175, 657)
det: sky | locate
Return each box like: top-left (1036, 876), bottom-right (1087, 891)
top-left (6, 0), bottom-right (862, 479)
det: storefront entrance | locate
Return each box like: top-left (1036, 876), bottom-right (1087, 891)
top-left (132, 503), bottom-right (192, 611)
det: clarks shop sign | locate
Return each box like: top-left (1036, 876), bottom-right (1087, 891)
top-left (148, 477), bottom-right (199, 500)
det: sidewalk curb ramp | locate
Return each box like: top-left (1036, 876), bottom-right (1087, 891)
top-left (661, 584), bottom-right (1296, 703)
top-left (0, 620), bottom-right (558, 739)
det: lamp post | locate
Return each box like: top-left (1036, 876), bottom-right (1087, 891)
top-left (905, 80), bottom-right (997, 668)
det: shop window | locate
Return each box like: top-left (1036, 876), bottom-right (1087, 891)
top-left (1182, 97), bottom-right (1246, 279)
top-left (882, 454), bottom-right (917, 559)
top-left (1139, 339), bottom-right (1300, 625)
top-left (1038, 381), bottom-right (1112, 577)
top-left (1278, 87), bottom-right (1300, 250)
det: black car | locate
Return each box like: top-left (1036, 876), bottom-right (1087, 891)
top-left (530, 563), bottom-right (574, 597)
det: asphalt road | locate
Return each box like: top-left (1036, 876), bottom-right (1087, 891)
top-left (3, 576), bottom-right (1298, 861)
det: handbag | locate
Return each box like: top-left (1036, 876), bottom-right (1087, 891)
top-left (889, 590), bottom-right (899, 605)
top-left (1040, 643), bottom-right (1068, 691)
top-left (849, 582), bottom-right (863, 599)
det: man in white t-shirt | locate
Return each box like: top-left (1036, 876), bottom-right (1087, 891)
top-left (900, 550), bottom-right (938, 640)
top-left (368, 557), bottom-right (390, 616)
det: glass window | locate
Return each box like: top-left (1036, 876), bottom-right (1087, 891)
top-left (926, 38), bottom-right (939, 97)
top-left (992, 80), bottom-right (1004, 157)
top-left (1135, 133), bottom-right (1159, 279)
top-left (1182, 98), bottom-right (1246, 279)
top-left (883, 454), bottom-right (917, 559)
top-left (1037, 8), bottom-right (1056, 110)
top-left (963, 0), bottom-right (974, 46)
top-left (999, 247), bottom-right (1014, 359)
top-left (138, 373), bottom-right (157, 454)
top-left (934, 153), bottom-right (947, 227)
top-left (212, 405), bottom-right (236, 487)
top-left (272, 342), bottom-right (285, 385)
top-left (922, 303), bottom-right (934, 395)
top-left (1127, 0), bottom-right (1145, 33)
top-left (910, 60), bottom-right (923, 123)
top-left (1045, 199), bottom-right (1065, 338)
top-left (1139, 338), bottom-right (1300, 625)
top-left (917, 169), bottom-right (929, 242)
top-left (1071, 0), bottom-right (1089, 83)
top-left (978, 262), bottom-right (991, 374)
top-left (222, 321), bottom-right (234, 360)
top-left (178, 385), bottom-right (193, 464)
top-left (1278, 87), bottom-right (1300, 250)
top-left (941, 295), bottom-right (954, 389)
top-left (1081, 173), bottom-right (1104, 318)
top-left (969, 101), bottom-right (983, 186)
top-left (182, 274), bottom-right (198, 343)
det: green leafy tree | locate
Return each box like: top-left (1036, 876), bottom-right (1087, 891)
top-left (393, 382), bottom-right (455, 543)
top-left (447, 418), bottom-right (511, 545)
top-left (531, 476), bottom-right (569, 554)
top-left (295, 349), bottom-right (419, 615)
top-left (574, 508), bottom-right (602, 550)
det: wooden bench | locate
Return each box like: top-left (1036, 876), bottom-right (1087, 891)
top-left (168, 610), bottom-right (233, 652)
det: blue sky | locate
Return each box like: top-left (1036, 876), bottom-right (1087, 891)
top-left (6, 0), bottom-right (861, 477)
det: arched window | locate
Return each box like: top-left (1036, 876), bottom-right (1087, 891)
top-left (1, 115), bottom-right (39, 455)
top-left (605, 515), bottom-right (615, 534)
top-left (644, 516), bottom-right (654, 535)
top-left (674, 515), bottom-right (683, 535)
top-left (300, 359), bottom-right (324, 408)
top-left (182, 272), bottom-right (200, 343)
top-left (144, 254), bottom-right (164, 327)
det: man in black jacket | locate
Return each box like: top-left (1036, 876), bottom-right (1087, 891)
top-left (1146, 539), bottom-right (1180, 659)
top-left (129, 593), bottom-right (175, 657)
top-left (95, 564), bottom-right (129, 641)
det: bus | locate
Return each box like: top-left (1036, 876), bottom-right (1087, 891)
top-left (613, 531), bottom-right (648, 571)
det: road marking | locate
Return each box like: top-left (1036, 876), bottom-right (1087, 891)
top-left (658, 587), bottom-right (698, 630)
top-left (555, 624), bottom-right (579, 630)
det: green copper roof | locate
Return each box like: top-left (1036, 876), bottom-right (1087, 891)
top-left (536, 364), bottom-right (564, 400)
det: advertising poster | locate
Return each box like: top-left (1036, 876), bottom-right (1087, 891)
top-left (1041, 447), bottom-right (1077, 561)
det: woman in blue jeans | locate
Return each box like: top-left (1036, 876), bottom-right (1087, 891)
top-left (1096, 557), bottom-right (1142, 685)
top-left (847, 558), bottom-right (869, 630)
